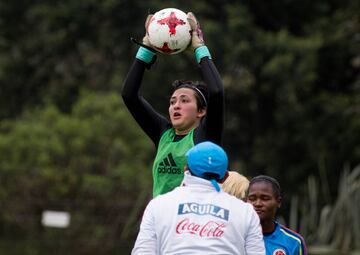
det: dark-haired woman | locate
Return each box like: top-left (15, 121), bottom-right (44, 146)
top-left (122, 12), bottom-right (224, 197)
top-left (247, 175), bottom-right (308, 255)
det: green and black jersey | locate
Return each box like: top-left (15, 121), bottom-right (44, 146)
top-left (122, 56), bottom-right (224, 197)
top-left (152, 128), bottom-right (194, 197)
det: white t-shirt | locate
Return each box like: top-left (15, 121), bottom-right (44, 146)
top-left (132, 172), bottom-right (265, 255)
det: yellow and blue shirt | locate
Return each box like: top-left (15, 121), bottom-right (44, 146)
top-left (264, 222), bottom-right (307, 255)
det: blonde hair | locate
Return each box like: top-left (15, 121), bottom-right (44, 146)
top-left (221, 171), bottom-right (250, 200)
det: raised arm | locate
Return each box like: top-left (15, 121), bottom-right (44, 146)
top-left (199, 56), bottom-right (224, 145)
top-left (187, 12), bottom-right (224, 145)
top-left (122, 15), bottom-right (170, 146)
top-left (122, 54), bottom-right (170, 146)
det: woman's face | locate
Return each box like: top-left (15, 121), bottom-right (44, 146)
top-left (246, 181), bottom-right (281, 223)
top-left (169, 88), bottom-right (206, 134)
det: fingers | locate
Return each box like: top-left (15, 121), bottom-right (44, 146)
top-left (187, 12), bottom-right (198, 30)
top-left (143, 14), bottom-right (154, 48)
top-left (186, 12), bottom-right (205, 49)
top-left (145, 14), bottom-right (153, 30)
top-left (142, 35), bottom-right (151, 46)
top-left (187, 12), bottom-right (197, 23)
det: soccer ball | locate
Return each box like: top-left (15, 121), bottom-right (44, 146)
top-left (147, 8), bottom-right (191, 55)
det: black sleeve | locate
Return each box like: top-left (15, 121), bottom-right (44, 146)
top-left (194, 57), bottom-right (225, 145)
top-left (121, 59), bottom-right (170, 146)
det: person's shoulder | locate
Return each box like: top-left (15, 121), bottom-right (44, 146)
top-left (278, 223), bottom-right (306, 246)
top-left (220, 191), bottom-right (251, 208)
top-left (152, 186), bottom-right (183, 204)
top-left (219, 190), bottom-right (236, 199)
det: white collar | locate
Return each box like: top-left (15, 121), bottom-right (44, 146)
top-left (182, 171), bottom-right (219, 191)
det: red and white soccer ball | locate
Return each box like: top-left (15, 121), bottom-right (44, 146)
top-left (147, 8), bottom-right (191, 55)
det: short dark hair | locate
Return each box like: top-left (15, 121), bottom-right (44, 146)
top-left (249, 175), bottom-right (282, 199)
top-left (171, 80), bottom-right (208, 110)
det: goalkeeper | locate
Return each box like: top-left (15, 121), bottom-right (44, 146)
top-left (122, 12), bottom-right (225, 197)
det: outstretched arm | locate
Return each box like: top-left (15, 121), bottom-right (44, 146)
top-left (122, 14), bottom-right (170, 146)
top-left (122, 50), bottom-right (170, 146)
top-left (187, 12), bottom-right (224, 145)
top-left (199, 56), bottom-right (224, 145)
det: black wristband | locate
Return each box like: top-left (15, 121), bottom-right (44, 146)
top-left (130, 37), bottom-right (157, 53)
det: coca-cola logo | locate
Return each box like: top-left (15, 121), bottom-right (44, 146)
top-left (176, 218), bottom-right (226, 237)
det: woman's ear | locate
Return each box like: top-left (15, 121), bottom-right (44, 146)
top-left (197, 108), bottom-right (207, 118)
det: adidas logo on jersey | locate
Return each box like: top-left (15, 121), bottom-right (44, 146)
top-left (157, 153), bottom-right (181, 174)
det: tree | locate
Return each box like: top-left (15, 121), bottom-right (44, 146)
top-left (0, 90), bottom-right (153, 254)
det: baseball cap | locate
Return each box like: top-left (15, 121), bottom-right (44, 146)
top-left (186, 141), bottom-right (228, 191)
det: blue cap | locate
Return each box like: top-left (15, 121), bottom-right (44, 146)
top-left (186, 142), bottom-right (228, 190)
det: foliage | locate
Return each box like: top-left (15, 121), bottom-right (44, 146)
top-left (300, 165), bottom-right (360, 254)
top-left (219, 0), bottom-right (360, 200)
top-left (0, 90), bottom-right (153, 254)
top-left (0, 0), bottom-right (359, 253)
